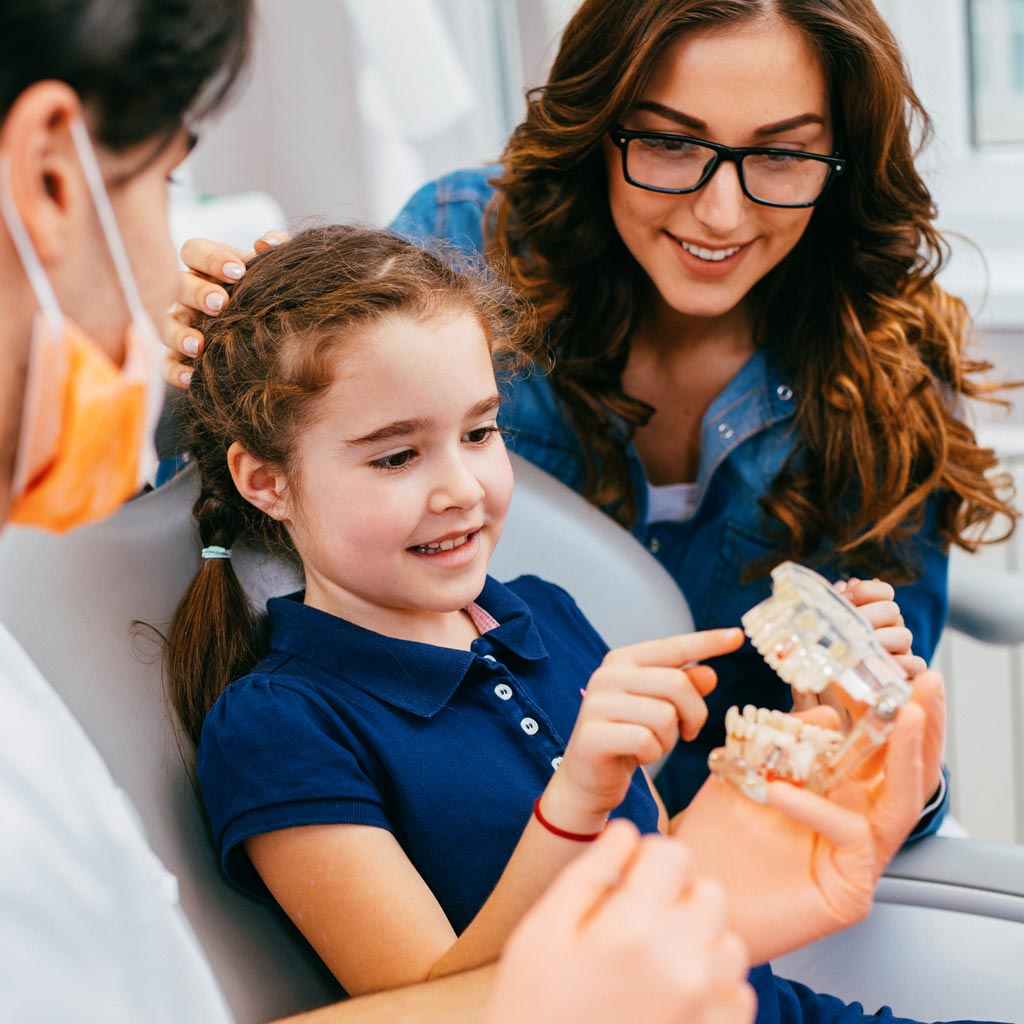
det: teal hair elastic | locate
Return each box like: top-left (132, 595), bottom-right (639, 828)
top-left (201, 545), bottom-right (232, 560)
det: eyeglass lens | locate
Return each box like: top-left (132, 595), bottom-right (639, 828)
top-left (626, 136), bottom-right (831, 205)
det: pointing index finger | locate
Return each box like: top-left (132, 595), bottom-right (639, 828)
top-left (607, 628), bottom-right (744, 669)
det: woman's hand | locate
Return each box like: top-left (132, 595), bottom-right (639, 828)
top-left (162, 231), bottom-right (289, 387)
top-left (672, 670), bottom-right (945, 965)
top-left (485, 821), bottom-right (755, 1024)
top-left (538, 628), bottom-right (744, 836)
top-left (792, 576), bottom-right (926, 726)
top-left (840, 577), bottom-right (927, 677)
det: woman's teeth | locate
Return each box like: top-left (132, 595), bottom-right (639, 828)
top-left (680, 240), bottom-right (742, 262)
top-left (414, 533), bottom-right (471, 553)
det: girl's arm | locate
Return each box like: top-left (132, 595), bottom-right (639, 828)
top-left (248, 627), bottom-right (743, 996)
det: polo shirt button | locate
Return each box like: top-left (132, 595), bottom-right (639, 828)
top-left (776, 384), bottom-right (793, 401)
top-left (551, 756), bottom-right (563, 770)
top-left (482, 654), bottom-right (497, 663)
top-left (494, 683), bottom-right (513, 700)
top-left (717, 422), bottom-right (735, 440)
top-left (648, 536), bottom-right (661, 554)
top-left (520, 717), bottom-right (539, 735)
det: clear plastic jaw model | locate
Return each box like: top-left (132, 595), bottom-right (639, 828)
top-left (708, 561), bottom-right (912, 801)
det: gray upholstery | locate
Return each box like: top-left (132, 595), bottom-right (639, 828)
top-left (947, 553), bottom-right (1024, 645)
top-left (774, 837), bottom-right (1024, 1021)
top-left (2, 453), bottom-right (1024, 1023)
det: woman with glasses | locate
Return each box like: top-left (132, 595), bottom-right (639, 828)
top-left (170, 0), bottom-right (1012, 833)
top-left (388, 0), bottom-right (1014, 830)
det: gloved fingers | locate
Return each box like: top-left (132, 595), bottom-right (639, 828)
top-left (603, 836), bottom-right (699, 915)
top-left (868, 701), bottom-right (926, 860)
top-left (540, 819), bottom-right (642, 929)
top-left (763, 779), bottom-right (871, 851)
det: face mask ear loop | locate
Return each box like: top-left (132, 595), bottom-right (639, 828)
top-left (67, 119), bottom-right (159, 345)
top-left (68, 118), bottom-right (166, 487)
top-left (0, 153), bottom-right (65, 332)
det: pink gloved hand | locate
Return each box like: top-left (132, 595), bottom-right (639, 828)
top-left (484, 820), bottom-right (755, 1024)
top-left (673, 670), bottom-right (944, 965)
top-left (539, 629), bottom-right (744, 836)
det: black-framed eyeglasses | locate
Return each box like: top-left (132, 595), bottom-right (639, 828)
top-left (610, 128), bottom-right (845, 209)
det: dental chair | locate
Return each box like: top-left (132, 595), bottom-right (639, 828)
top-left (1, 454), bottom-right (1023, 1023)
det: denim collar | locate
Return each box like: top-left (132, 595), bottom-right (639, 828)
top-left (265, 575), bottom-right (549, 718)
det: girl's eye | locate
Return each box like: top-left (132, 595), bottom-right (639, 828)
top-left (463, 425), bottom-right (501, 445)
top-left (371, 449), bottom-right (417, 471)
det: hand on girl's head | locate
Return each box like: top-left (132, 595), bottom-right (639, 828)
top-left (485, 821), bottom-right (755, 1024)
top-left (546, 628), bottom-right (743, 829)
top-left (161, 230), bottom-right (291, 388)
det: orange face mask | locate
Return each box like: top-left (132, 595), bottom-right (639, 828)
top-left (2, 118), bottom-right (162, 533)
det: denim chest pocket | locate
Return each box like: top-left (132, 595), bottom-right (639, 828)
top-left (691, 517), bottom-right (780, 631)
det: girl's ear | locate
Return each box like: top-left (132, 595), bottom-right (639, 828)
top-left (228, 441), bottom-right (292, 522)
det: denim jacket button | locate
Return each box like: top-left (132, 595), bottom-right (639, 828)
top-left (776, 384), bottom-right (794, 401)
top-left (717, 422), bottom-right (735, 440)
top-left (648, 536), bottom-right (661, 554)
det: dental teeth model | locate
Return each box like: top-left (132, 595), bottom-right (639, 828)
top-left (709, 561), bottom-right (913, 800)
top-left (707, 705), bottom-right (844, 800)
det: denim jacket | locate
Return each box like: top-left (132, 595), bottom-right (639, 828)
top-left (400, 167), bottom-right (950, 833)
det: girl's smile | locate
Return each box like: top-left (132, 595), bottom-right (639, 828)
top-left (273, 310), bottom-right (513, 644)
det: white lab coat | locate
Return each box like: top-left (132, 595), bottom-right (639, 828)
top-left (0, 621), bottom-right (233, 1023)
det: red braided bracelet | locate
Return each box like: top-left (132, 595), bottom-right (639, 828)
top-left (532, 796), bottom-right (605, 842)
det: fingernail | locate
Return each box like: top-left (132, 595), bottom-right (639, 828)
top-left (259, 234), bottom-right (282, 247)
top-left (833, 580), bottom-right (847, 593)
top-left (183, 335), bottom-right (201, 356)
top-left (223, 261), bottom-right (245, 280)
top-left (205, 292), bottom-right (225, 313)
top-left (180, 369), bottom-right (193, 387)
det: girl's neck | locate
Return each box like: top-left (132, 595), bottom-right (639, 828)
top-left (303, 577), bottom-right (482, 651)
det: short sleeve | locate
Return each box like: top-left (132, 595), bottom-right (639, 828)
top-left (198, 677), bottom-right (392, 897)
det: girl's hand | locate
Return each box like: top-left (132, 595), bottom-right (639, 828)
top-left (673, 670), bottom-right (945, 965)
top-left (161, 231), bottom-right (290, 388)
top-left (486, 821), bottom-right (755, 1024)
top-left (540, 628), bottom-right (744, 835)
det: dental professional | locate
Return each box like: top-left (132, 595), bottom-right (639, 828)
top-left (0, 5), bottom-right (755, 1023)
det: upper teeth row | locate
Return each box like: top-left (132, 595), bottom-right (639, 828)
top-left (422, 534), bottom-right (469, 552)
top-left (681, 240), bottom-right (741, 262)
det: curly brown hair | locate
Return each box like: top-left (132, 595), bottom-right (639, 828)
top-left (164, 224), bottom-right (539, 746)
top-left (489, 0), bottom-right (1015, 579)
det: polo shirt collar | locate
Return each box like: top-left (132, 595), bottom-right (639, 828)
top-left (265, 575), bottom-right (549, 718)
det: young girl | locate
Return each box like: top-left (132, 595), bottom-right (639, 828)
top-left (165, 226), bottom-right (959, 1024)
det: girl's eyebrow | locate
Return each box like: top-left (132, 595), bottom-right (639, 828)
top-left (632, 101), bottom-right (825, 137)
top-left (345, 394), bottom-right (501, 447)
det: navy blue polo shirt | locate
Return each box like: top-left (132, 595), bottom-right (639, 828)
top-left (198, 574), bottom-right (659, 935)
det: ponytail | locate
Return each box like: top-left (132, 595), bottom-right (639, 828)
top-left (165, 479), bottom-right (267, 748)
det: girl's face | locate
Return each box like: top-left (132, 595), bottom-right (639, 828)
top-left (605, 17), bottom-right (831, 325)
top-left (280, 311), bottom-right (514, 641)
